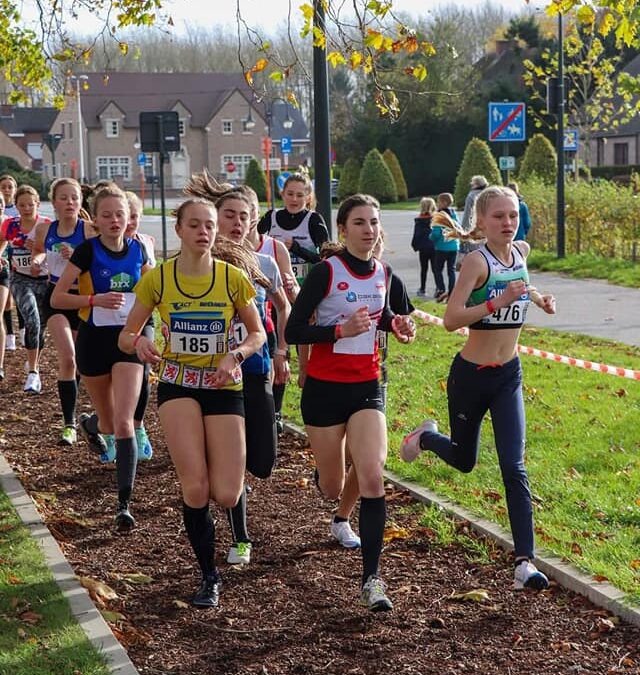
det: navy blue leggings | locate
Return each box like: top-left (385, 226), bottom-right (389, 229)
top-left (420, 353), bottom-right (534, 559)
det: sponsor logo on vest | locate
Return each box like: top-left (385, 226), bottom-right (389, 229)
top-left (346, 291), bottom-right (357, 303)
top-left (337, 281), bottom-right (349, 291)
top-left (110, 272), bottom-right (133, 290)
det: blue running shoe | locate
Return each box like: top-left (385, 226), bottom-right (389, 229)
top-left (99, 434), bottom-right (116, 464)
top-left (513, 560), bottom-right (549, 591)
top-left (135, 426), bottom-right (153, 461)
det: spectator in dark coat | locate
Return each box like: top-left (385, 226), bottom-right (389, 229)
top-left (508, 181), bottom-right (532, 241)
top-left (411, 197), bottom-right (436, 297)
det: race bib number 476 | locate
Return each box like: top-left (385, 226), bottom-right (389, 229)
top-left (169, 313), bottom-right (227, 355)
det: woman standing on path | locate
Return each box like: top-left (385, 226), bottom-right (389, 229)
top-left (0, 174), bottom-right (20, 351)
top-left (411, 197), bottom-right (436, 297)
top-left (52, 185), bottom-right (150, 529)
top-left (32, 178), bottom-right (95, 446)
top-left (400, 185), bottom-right (556, 591)
top-left (431, 193), bottom-right (459, 303)
top-left (0, 186), bottom-right (51, 392)
top-left (285, 194), bottom-right (416, 612)
top-left (0, 194), bottom-right (9, 380)
top-left (119, 198), bottom-right (265, 607)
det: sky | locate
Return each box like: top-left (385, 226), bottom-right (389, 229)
top-left (159, 0), bottom-right (537, 34)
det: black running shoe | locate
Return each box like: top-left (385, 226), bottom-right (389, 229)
top-left (78, 413), bottom-right (107, 455)
top-left (275, 412), bottom-right (284, 435)
top-left (192, 573), bottom-right (222, 608)
top-left (115, 503), bottom-right (135, 531)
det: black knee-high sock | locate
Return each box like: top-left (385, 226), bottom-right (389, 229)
top-left (183, 502), bottom-right (216, 578)
top-left (57, 380), bottom-right (78, 427)
top-left (134, 367), bottom-right (150, 423)
top-left (359, 496), bottom-right (386, 585)
top-left (272, 382), bottom-right (285, 414)
top-left (226, 486), bottom-right (249, 544)
top-left (115, 437), bottom-right (138, 507)
top-left (3, 309), bottom-right (13, 334)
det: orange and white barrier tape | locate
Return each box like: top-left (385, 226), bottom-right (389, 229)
top-left (412, 310), bottom-right (640, 381)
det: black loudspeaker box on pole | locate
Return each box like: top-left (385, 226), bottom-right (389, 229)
top-left (139, 112), bottom-right (180, 153)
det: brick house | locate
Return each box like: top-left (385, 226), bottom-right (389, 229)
top-left (44, 72), bottom-right (310, 189)
top-left (0, 105), bottom-right (59, 171)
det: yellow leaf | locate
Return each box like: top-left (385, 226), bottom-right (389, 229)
top-left (286, 91), bottom-right (299, 108)
top-left (576, 5), bottom-right (595, 26)
top-left (327, 51), bottom-right (346, 68)
top-left (598, 12), bottom-right (615, 37)
top-left (299, 3), bottom-right (314, 21)
top-left (173, 599), bottom-right (189, 609)
top-left (412, 64), bottom-right (427, 81)
top-left (269, 71), bottom-right (284, 82)
top-left (244, 71), bottom-right (254, 86)
top-left (312, 26), bottom-right (326, 49)
top-left (79, 576), bottom-right (118, 601)
top-left (350, 51), bottom-right (363, 69)
top-left (119, 42), bottom-right (129, 56)
top-left (383, 525), bottom-right (410, 543)
top-left (253, 58), bottom-right (268, 73)
top-left (449, 588), bottom-right (490, 602)
top-left (365, 29), bottom-right (384, 51)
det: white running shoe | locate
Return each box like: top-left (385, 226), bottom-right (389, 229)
top-left (330, 520), bottom-right (361, 548)
top-left (5, 334), bottom-right (16, 351)
top-left (399, 419), bottom-right (438, 462)
top-left (513, 560), bottom-right (549, 591)
top-left (227, 541), bottom-right (252, 565)
top-left (24, 371), bottom-right (41, 394)
top-left (361, 575), bottom-right (393, 612)
top-left (19, 328), bottom-right (25, 347)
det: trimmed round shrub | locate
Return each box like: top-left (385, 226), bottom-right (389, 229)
top-left (518, 133), bottom-right (557, 184)
top-left (337, 158), bottom-right (360, 201)
top-left (453, 138), bottom-right (502, 206)
top-left (358, 148), bottom-right (397, 203)
top-left (244, 158), bottom-right (267, 202)
top-left (383, 148), bottom-right (408, 201)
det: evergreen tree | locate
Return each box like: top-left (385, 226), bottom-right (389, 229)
top-left (383, 148), bottom-right (409, 201)
top-left (244, 158), bottom-right (267, 202)
top-left (358, 149), bottom-right (398, 203)
top-left (454, 138), bottom-right (502, 206)
top-left (337, 158), bottom-right (361, 201)
top-left (518, 133), bottom-right (557, 184)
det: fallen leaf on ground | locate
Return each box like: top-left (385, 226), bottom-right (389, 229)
top-left (20, 611), bottom-right (42, 625)
top-left (101, 610), bottom-right (126, 623)
top-left (383, 525), bottom-right (410, 543)
top-left (449, 588), bottom-right (490, 602)
top-left (8, 574), bottom-right (23, 585)
top-left (172, 600), bottom-right (189, 609)
top-left (119, 573), bottom-right (154, 585)
top-left (79, 576), bottom-right (118, 601)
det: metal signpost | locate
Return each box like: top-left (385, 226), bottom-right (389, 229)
top-left (42, 133), bottom-right (63, 178)
top-left (488, 102), bottom-right (526, 183)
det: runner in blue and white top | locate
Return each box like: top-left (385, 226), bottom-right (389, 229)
top-left (400, 186), bottom-right (556, 593)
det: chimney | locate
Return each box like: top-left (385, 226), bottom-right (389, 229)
top-left (0, 104), bottom-right (14, 118)
top-left (495, 39), bottom-right (517, 56)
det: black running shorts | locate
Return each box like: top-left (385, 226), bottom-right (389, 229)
top-left (76, 321), bottom-right (141, 376)
top-left (157, 382), bottom-right (244, 417)
top-left (301, 376), bottom-right (385, 427)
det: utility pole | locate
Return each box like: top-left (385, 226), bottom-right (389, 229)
top-left (313, 0), bottom-right (332, 236)
top-left (556, 11), bottom-right (566, 259)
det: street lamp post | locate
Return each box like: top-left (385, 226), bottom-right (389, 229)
top-left (555, 12), bottom-right (566, 259)
top-left (69, 74), bottom-right (89, 182)
top-left (244, 99), bottom-right (293, 210)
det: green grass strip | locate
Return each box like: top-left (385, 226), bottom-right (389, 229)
top-left (283, 301), bottom-right (640, 602)
top-left (528, 250), bottom-right (640, 288)
top-left (0, 490), bottom-right (109, 675)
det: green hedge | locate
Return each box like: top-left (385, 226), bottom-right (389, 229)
top-left (589, 165), bottom-right (640, 181)
top-left (520, 176), bottom-right (640, 261)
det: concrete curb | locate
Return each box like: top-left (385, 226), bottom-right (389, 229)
top-left (0, 451), bottom-right (139, 675)
top-left (283, 421), bottom-right (640, 629)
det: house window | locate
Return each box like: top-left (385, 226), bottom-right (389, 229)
top-left (221, 154), bottom-right (254, 179)
top-left (222, 119), bottom-right (233, 135)
top-left (96, 156), bottom-right (131, 181)
top-left (614, 142), bottom-right (628, 166)
top-left (179, 119), bottom-right (186, 137)
top-left (105, 119), bottom-right (120, 138)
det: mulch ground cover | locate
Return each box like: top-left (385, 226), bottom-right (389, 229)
top-left (1, 346), bottom-right (640, 675)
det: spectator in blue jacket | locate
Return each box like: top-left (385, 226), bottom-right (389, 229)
top-left (431, 193), bottom-right (459, 302)
top-left (508, 182), bottom-right (532, 241)
top-left (411, 197), bottom-right (436, 297)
